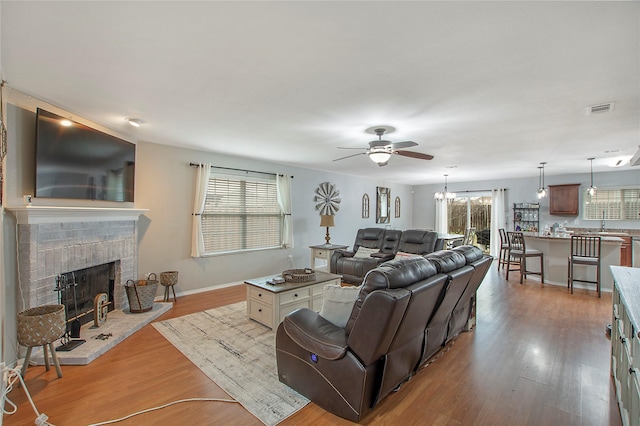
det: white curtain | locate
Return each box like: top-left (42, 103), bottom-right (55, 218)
top-left (490, 188), bottom-right (506, 258)
top-left (276, 174), bottom-right (294, 248)
top-left (435, 200), bottom-right (448, 234)
top-left (191, 163), bottom-right (211, 257)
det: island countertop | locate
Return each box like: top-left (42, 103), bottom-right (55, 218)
top-left (523, 233), bottom-right (624, 292)
top-left (610, 266), bottom-right (640, 337)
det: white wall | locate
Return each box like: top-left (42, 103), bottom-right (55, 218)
top-left (413, 169), bottom-right (640, 232)
top-left (135, 141), bottom-right (414, 293)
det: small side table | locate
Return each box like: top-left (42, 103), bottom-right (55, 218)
top-left (309, 244), bottom-right (348, 271)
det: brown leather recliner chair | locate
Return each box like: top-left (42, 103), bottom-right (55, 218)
top-left (396, 229), bottom-right (439, 255)
top-left (277, 246), bottom-right (491, 422)
top-left (277, 256), bottom-right (448, 421)
top-left (330, 228), bottom-right (402, 284)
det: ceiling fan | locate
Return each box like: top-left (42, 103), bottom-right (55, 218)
top-left (333, 126), bottom-right (434, 167)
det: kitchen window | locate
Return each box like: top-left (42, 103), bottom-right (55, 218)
top-left (584, 188), bottom-right (640, 221)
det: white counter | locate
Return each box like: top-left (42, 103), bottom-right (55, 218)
top-left (523, 234), bottom-right (624, 292)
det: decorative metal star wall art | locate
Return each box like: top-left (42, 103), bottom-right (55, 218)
top-left (314, 182), bottom-right (341, 215)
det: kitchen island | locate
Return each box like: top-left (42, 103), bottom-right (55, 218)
top-left (523, 233), bottom-right (624, 292)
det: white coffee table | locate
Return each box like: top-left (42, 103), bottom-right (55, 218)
top-left (245, 270), bottom-right (342, 329)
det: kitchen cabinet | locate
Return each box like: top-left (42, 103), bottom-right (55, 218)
top-left (611, 266), bottom-right (640, 426)
top-left (621, 236), bottom-right (633, 267)
top-left (549, 184), bottom-right (580, 216)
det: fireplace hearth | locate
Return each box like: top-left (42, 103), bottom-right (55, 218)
top-left (9, 206), bottom-right (157, 363)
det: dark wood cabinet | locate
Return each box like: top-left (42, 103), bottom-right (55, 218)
top-left (620, 236), bottom-right (632, 267)
top-left (549, 184), bottom-right (580, 216)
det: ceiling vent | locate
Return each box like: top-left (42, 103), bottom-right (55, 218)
top-left (587, 102), bottom-right (615, 115)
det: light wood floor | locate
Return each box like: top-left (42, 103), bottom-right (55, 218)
top-left (3, 262), bottom-right (622, 425)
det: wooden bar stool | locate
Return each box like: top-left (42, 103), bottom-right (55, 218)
top-left (17, 304), bottom-right (66, 378)
top-left (506, 231), bottom-right (544, 284)
top-left (568, 235), bottom-right (601, 297)
top-left (498, 228), bottom-right (509, 270)
top-left (160, 271), bottom-right (179, 303)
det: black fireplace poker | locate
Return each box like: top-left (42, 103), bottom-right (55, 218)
top-left (54, 273), bottom-right (86, 352)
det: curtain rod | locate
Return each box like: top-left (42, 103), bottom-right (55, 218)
top-left (189, 163), bottom-right (292, 178)
top-left (454, 188), bottom-right (508, 193)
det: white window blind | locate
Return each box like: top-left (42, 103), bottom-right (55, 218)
top-left (584, 188), bottom-right (640, 221)
top-left (201, 175), bottom-right (283, 254)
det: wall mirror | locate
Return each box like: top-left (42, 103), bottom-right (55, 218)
top-left (395, 196), bottom-right (401, 218)
top-left (376, 187), bottom-right (390, 224)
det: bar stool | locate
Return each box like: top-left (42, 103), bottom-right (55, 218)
top-left (498, 228), bottom-right (509, 270)
top-left (160, 271), bottom-right (179, 303)
top-left (506, 231), bottom-right (544, 284)
top-left (568, 235), bottom-right (601, 297)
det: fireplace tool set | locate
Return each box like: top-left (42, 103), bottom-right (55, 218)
top-left (54, 273), bottom-right (86, 352)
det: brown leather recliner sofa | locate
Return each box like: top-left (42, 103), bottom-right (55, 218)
top-left (330, 228), bottom-right (439, 284)
top-left (276, 245), bottom-right (492, 422)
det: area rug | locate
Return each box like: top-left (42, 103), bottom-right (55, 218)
top-left (152, 301), bottom-right (309, 425)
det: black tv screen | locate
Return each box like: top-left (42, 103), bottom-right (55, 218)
top-left (35, 108), bottom-right (135, 202)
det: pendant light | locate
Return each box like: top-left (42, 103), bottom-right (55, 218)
top-left (434, 174), bottom-right (456, 200)
top-left (536, 162), bottom-right (547, 199)
top-left (586, 157), bottom-right (597, 196)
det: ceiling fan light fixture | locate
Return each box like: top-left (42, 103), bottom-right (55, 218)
top-left (368, 151), bottom-right (391, 164)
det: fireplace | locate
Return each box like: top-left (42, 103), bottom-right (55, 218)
top-left (56, 262), bottom-right (117, 326)
top-left (11, 207), bottom-right (146, 315)
top-left (7, 207), bottom-right (175, 365)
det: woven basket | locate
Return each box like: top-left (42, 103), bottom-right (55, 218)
top-left (282, 268), bottom-right (316, 283)
top-left (17, 304), bottom-right (66, 347)
top-left (125, 279), bottom-right (158, 313)
top-left (160, 271), bottom-right (179, 287)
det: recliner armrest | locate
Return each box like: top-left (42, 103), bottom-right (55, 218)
top-left (370, 252), bottom-right (394, 261)
top-left (335, 249), bottom-right (355, 258)
top-left (282, 308), bottom-right (349, 360)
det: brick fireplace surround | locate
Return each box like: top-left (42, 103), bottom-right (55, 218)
top-left (10, 206), bottom-right (147, 311)
top-left (7, 206), bottom-right (174, 365)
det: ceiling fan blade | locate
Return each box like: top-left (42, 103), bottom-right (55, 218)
top-left (337, 146), bottom-right (368, 150)
top-left (391, 141), bottom-right (418, 149)
top-left (395, 150), bottom-right (434, 160)
top-left (333, 152), bottom-right (367, 162)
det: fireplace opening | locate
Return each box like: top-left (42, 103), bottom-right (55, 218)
top-left (56, 262), bottom-right (116, 327)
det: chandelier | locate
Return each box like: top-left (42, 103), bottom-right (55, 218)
top-left (434, 174), bottom-right (456, 200)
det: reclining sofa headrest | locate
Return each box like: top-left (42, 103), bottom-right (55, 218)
top-left (451, 245), bottom-right (484, 264)
top-left (356, 227), bottom-right (386, 249)
top-left (424, 250), bottom-right (467, 273)
top-left (397, 229), bottom-right (438, 254)
top-left (345, 256), bottom-right (439, 333)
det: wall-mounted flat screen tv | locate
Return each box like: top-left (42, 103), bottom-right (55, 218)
top-left (35, 108), bottom-right (135, 202)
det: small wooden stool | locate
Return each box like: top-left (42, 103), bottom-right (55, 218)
top-left (17, 305), bottom-right (66, 378)
top-left (160, 271), bottom-right (179, 303)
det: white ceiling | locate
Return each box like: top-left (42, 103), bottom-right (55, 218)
top-left (2, 1), bottom-right (639, 185)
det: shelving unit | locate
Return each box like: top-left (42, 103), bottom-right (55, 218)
top-left (513, 203), bottom-right (540, 232)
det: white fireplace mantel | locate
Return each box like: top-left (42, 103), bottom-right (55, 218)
top-left (4, 205), bottom-right (149, 224)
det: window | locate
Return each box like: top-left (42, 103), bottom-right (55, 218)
top-left (447, 196), bottom-right (492, 235)
top-left (584, 188), bottom-right (640, 221)
top-left (201, 174), bottom-right (283, 254)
